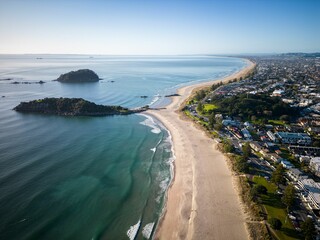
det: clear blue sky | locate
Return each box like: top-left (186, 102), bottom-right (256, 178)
top-left (0, 0), bottom-right (319, 54)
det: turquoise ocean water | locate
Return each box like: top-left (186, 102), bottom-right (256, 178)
top-left (0, 55), bottom-right (246, 239)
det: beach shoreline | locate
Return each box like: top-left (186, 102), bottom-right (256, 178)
top-left (146, 58), bottom-right (256, 239)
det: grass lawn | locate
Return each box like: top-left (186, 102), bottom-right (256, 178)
top-left (268, 119), bottom-right (286, 126)
top-left (203, 103), bottom-right (218, 112)
top-left (184, 110), bottom-right (208, 126)
top-left (253, 176), bottom-right (302, 240)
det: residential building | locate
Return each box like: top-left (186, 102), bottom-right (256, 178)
top-left (298, 178), bottom-right (320, 210)
top-left (250, 142), bottom-right (262, 152)
top-left (310, 157), bottom-right (320, 177)
top-left (267, 131), bottom-right (277, 142)
top-left (287, 168), bottom-right (307, 182)
top-left (276, 132), bottom-right (312, 145)
top-left (280, 159), bottom-right (294, 169)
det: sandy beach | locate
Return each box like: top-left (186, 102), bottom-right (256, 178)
top-left (147, 59), bottom-right (256, 240)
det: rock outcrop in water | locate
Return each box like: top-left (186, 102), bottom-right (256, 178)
top-left (14, 98), bottom-right (147, 116)
top-left (55, 69), bottom-right (100, 83)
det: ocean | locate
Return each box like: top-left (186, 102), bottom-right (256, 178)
top-left (0, 55), bottom-right (246, 239)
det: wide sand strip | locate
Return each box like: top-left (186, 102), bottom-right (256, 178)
top-left (147, 59), bottom-right (255, 240)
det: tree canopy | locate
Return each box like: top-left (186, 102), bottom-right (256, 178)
top-left (208, 93), bottom-right (298, 121)
top-left (271, 165), bottom-right (286, 186)
top-left (282, 184), bottom-right (296, 209)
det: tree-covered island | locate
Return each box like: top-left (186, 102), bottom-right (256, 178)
top-left (14, 98), bottom-right (147, 116)
top-left (55, 69), bottom-right (100, 83)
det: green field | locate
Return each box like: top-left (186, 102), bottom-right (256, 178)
top-left (252, 176), bottom-right (302, 240)
top-left (203, 103), bottom-right (218, 112)
top-left (268, 119), bottom-right (286, 126)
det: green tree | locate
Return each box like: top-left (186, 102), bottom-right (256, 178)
top-left (271, 165), bottom-right (286, 186)
top-left (251, 184), bottom-right (267, 202)
top-left (301, 218), bottom-right (316, 240)
top-left (313, 141), bottom-right (320, 148)
top-left (268, 217), bottom-right (282, 230)
top-left (256, 184), bottom-right (268, 195)
top-left (223, 140), bottom-right (235, 153)
top-left (197, 102), bottom-right (204, 113)
top-left (195, 90), bottom-right (206, 101)
top-left (214, 123), bottom-right (223, 131)
top-left (236, 159), bottom-right (249, 173)
top-left (242, 142), bottom-right (252, 159)
top-left (282, 184), bottom-right (296, 209)
top-left (280, 114), bottom-right (290, 122)
top-left (208, 114), bottom-right (216, 129)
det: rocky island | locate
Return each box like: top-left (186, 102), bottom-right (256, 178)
top-left (55, 69), bottom-right (100, 83)
top-left (14, 98), bottom-right (146, 116)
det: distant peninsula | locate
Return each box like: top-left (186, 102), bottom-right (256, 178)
top-left (55, 69), bottom-right (100, 83)
top-left (14, 98), bottom-right (147, 116)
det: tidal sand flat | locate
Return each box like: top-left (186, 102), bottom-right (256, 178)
top-left (148, 60), bottom-right (255, 240)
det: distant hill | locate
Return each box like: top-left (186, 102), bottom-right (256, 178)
top-left (13, 98), bottom-right (135, 116)
top-left (55, 69), bottom-right (100, 83)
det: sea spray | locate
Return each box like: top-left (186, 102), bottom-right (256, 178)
top-left (142, 222), bottom-right (155, 239)
top-left (126, 219), bottom-right (141, 240)
top-left (138, 114), bottom-right (161, 134)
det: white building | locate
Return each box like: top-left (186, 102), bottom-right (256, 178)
top-left (267, 131), bottom-right (277, 142)
top-left (250, 142), bottom-right (262, 152)
top-left (310, 157), bottom-right (320, 177)
top-left (287, 168), bottom-right (307, 182)
top-left (271, 89), bottom-right (284, 97)
top-left (298, 178), bottom-right (320, 209)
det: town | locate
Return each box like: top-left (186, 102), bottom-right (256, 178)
top-left (184, 53), bottom-right (320, 239)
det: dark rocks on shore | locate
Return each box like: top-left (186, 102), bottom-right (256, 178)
top-left (165, 93), bottom-right (180, 97)
top-left (55, 69), bottom-right (100, 83)
top-left (11, 81), bottom-right (46, 84)
top-left (13, 97), bottom-right (147, 116)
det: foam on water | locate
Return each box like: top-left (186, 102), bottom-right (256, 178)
top-left (126, 219), bottom-right (141, 240)
top-left (139, 114), bottom-right (161, 134)
top-left (142, 222), bottom-right (155, 239)
top-left (149, 94), bottom-right (161, 107)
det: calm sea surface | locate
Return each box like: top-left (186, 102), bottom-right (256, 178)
top-left (0, 55), bottom-right (246, 239)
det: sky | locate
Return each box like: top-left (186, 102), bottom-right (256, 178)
top-left (0, 0), bottom-right (319, 55)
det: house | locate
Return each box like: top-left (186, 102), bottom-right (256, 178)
top-left (222, 120), bottom-right (240, 127)
top-left (250, 142), bottom-right (262, 152)
top-left (271, 89), bottom-right (284, 97)
top-left (269, 153), bottom-right (281, 163)
top-left (244, 121), bottom-right (253, 129)
top-left (241, 128), bottom-right (252, 140)
top-left (267, 131), bottom-right (277, 142)
top-left (276, 132), bottom-right (312, 145)
top-left (280, 160), bottom-right (294, 169)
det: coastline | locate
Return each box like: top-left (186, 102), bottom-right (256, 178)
top-left (146, 58), bottom-right (256, 239)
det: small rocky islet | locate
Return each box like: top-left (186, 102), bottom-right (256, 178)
top-left (14, 98), bottom-right (147, 116)
top-left (55, 69), bottom-right (100, 83)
